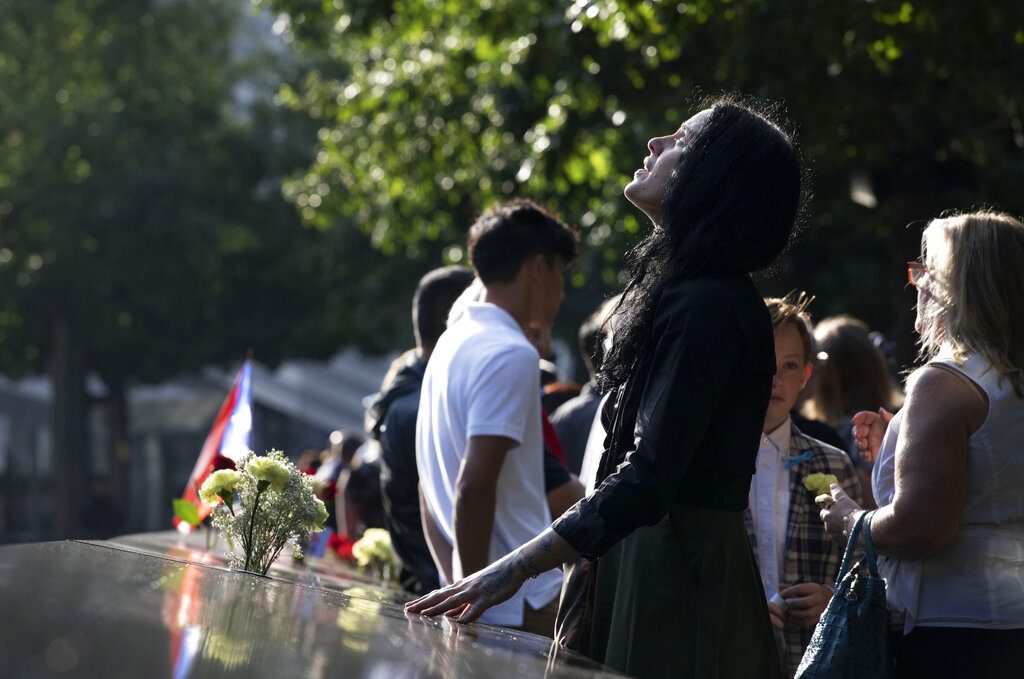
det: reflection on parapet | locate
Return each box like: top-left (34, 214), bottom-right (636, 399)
top-left (0, 532), bottom-right (622, 678)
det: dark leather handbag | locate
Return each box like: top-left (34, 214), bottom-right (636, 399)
top-left (795, 510), bottom-right (893, 679)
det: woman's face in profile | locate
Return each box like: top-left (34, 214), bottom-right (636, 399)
top-left (624, 108), bottom-right (713, 225)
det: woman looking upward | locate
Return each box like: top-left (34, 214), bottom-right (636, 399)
top-left (408, 98), bottom-right (803, 678)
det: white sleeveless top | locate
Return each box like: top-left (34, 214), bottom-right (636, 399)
top-left (872, 349), bottom-right (1024, 633)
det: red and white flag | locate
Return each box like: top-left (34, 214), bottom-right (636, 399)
top-left (174, 361), bottom-right (253, 533)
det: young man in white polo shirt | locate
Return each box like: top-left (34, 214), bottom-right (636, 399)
top-left (415, 199), bottom-right (577, 636)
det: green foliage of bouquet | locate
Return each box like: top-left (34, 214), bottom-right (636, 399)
top-left (200, 450), bottom-right (328, 575)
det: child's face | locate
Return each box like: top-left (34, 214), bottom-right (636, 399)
top-left (765, 322), bottom-right (812, 433)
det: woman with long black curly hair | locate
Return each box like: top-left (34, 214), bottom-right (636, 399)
top-left (407, 97), bottom-right (803, 678)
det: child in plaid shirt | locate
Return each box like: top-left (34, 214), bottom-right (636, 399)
top-left (745, 293), bottom-right (862, 676)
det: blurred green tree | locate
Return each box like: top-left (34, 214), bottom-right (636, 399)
top-left (0, 0), bottom-right (419, 533)
top-left (262, 0), bottom-right (1024, 369)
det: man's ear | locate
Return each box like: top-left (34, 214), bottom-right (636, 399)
top-left (526, 253), bottom-right (546, 283)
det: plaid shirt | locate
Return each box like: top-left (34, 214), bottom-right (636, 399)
top-left (744, 420), bottom-right (863, 677)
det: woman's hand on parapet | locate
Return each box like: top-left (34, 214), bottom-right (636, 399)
top-left (404, 556), bottom-right (527, 624)
top-left (850, 408), bottom-right (894, 462)
top-left (404, 528), bottom-right (578, 625)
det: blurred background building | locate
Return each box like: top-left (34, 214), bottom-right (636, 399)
top-left (0, 350), bottom-right (391, 543)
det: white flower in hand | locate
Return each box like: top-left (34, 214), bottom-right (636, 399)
top-left (819, 484), bottom-right (863, 546)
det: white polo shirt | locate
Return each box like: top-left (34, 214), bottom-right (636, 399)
top-left (416, 302), bottom-right (562, 626)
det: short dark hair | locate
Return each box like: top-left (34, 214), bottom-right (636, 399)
top-left (413, 265), bottom-right (475, 352)
top-left (467, 199), bottom-right (578, 285)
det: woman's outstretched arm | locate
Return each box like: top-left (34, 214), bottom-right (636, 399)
top-left (404, 528), bottom-right (578, 623)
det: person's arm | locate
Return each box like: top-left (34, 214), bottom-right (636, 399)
top-left (822, 365), bottom-right (984, 558)
top-left (406, 526), bottom-right (579, 622)
top-left (419, 485), bottom-right (453, 584)
top-left (334, 467), bottom-right (351, 534)
top-left (542, 438), bottom-right (583, 518)
top-left (546, 475), bottom-right (585, 518)
top-left (453, 435), bottom-right (512, 576)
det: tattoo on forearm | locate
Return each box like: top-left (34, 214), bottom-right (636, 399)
top-left (537, 533), bottom-right (554, 552)
top-left (480, 548), bottom-right (540, 595)
top-left (480, 562), bottom-right (514, 595)
top-left (516, 551), bottom-right (540, 579)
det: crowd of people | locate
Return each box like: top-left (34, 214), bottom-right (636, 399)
top-left (310, 97), bottom-right (1022, 678)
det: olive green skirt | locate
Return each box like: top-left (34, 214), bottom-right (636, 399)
top-left (588, 506), bottom-right (783, 679)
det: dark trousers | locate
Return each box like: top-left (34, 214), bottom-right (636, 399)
top-left (893, 626), bottom-right (1024, 678)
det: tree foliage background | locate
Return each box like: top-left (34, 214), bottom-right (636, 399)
top-left (0, 0), bottom-right (420, 532)
top-left (263, 0), bottom-right (1024, 361)
top-left (1, 0), bottom-right (1022, 533)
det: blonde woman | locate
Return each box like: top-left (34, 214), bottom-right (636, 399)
top-left (408, 99), bottom-right (802, 677)
top-left (820, 211), bottom-right (1024, 677)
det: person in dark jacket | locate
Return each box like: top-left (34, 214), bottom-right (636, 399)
top-left (365, 266), bottom-right (474, 594)
top-left (407, 98), bottom-right (802, 679)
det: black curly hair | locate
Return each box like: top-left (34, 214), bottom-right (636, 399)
top-left (596, 97), bottom-right (804, 391)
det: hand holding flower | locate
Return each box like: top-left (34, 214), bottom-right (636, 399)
top-left (819, 483), bottom-right (864, 547)
top-left (803, 473), bottom-right (839, 497)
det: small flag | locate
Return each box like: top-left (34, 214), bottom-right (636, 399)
top-left (174, 361), bottom-right (253, 533)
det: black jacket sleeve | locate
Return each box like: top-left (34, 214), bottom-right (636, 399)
top-left (552, 282), bottom-right (748, 558)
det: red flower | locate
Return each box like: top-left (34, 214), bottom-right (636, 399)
top-left (329, 532), bottom-right (356, 563)
top-left (211, 454), bottom-right (236, 472)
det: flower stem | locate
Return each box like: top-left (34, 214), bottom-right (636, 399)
top-left (244, 488), bottom-right (263, 572)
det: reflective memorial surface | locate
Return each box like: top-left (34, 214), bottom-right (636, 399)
top-left (0, 533), bottom-right (624, 678)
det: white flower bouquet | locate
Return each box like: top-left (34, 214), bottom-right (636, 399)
top-left (199, 450), bottom-right (328, 575)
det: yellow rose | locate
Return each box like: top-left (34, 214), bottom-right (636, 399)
top-left (803, 473), bottom-right (839, 497)
top-left (199, 469), bottom-right (240, 505)
top-left (246, 457), bottom-right (290, 492)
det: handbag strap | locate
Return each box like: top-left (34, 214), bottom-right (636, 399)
top-left (834, 510), bottom-right (869, 582)
top-left (862, 510), bottom-right (881, 578)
